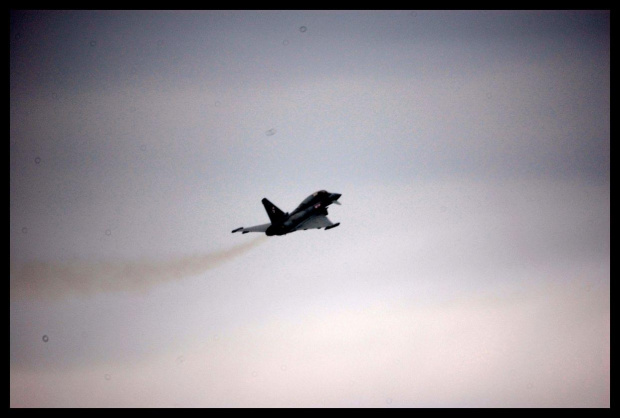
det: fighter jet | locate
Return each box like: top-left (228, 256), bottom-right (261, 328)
top-left (232, 190), bottom-right (342, 236)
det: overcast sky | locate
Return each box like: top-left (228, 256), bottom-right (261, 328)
top-left (10, 10), bottom-right (609, 407)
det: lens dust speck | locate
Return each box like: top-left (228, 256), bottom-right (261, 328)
top-left (42, 335), bottom-right (49, 343)
top-left (265, 128), bottom-right (277, 136)
top-left (299, 26), bottom-right (307, 33)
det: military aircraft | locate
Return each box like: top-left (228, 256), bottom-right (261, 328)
top-left (232, 190), bottom-right (342, 236)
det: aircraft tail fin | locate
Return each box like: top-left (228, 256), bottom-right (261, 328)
top-left (262, 198), bottom-right (287, 224)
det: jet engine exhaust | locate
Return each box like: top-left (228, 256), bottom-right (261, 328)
top-left (10, 236), bottom-right (267, 302)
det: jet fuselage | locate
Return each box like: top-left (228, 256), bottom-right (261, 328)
top-left (265, 190), bottom-right (341, 236)
top-left (232, 190), bottom-right (342, 236)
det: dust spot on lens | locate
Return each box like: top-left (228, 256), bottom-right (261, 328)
top-left (299, 26), bottom-right (307, 33)
top-left (105, 229), bottom-right (111, 236)
top-left (42, 335), bottom-right (49, 342)
top-left (21, 227), bottom-right (28, 234)
top-left (282, 39), bottom-right (289, 46)
top-left (89, 40), bottom-right (97, 47)
top-left (176, 355), bottom-right (185, 365)
top-left (35, 157), bottom-right (41, 164)
top-left (104, 374), bottom-right (111, 381)
top-left (265, 128), bottom-right (277, 136)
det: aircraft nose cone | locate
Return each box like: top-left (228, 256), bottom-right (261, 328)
top-left (332, 193), bottom-right (341, 200)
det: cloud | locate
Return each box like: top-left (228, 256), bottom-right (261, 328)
top-left (10, 11), bottom-right (609, 408)
top-left (10, 271), bottom-right (609, 407)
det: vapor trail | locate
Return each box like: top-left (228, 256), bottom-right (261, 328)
top-left (10, 236), bottom-right (267, 302)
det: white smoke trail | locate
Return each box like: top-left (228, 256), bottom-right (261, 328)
top-left (10, 236), bottom-right (267, 302)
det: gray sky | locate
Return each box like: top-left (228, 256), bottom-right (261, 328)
top-left (10, 10), bottom-right (609, 407)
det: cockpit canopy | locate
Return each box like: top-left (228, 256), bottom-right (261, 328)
top-left (293, 190), bottom-right (328, 213)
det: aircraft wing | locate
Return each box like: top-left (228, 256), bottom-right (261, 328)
top-left (231, 223), bottom-right (270, 234)
top-left (294, 215), bottom-right (336, 231)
